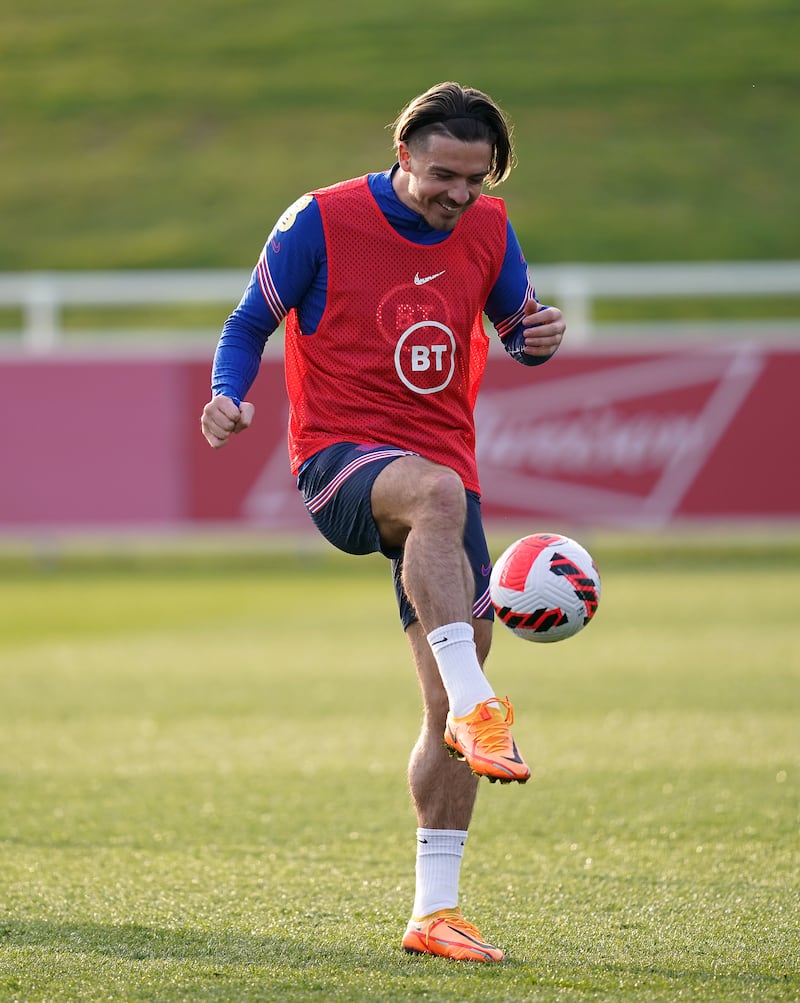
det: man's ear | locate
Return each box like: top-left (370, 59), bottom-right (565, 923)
top-left (397, 141), bottom-right (412, 173)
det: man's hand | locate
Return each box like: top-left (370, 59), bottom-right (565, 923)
top-left (520, 300), bottom-right (566, 358)
top-left (201, 395), bottom-right (255, 449)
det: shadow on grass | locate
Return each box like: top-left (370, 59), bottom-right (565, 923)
top-left (0, 917), bottom-right (373, 970)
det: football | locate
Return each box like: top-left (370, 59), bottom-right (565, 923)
top-left (490, 533), bottom-right (601, 643)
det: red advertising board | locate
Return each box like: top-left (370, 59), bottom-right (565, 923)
top-left (0, 357), bottom-right (190, 526)
top-left (186, 343), bottom-right (800, 530)
top-left (475, 343), bottom-right (799, 527)
top-left (2, 342), bottom-right (798, 531)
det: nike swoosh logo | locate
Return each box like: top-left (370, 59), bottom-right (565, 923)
top-left (503, 740), bottom-right (526, 765)
top-left (414, 270), bottom-right (446, 285)
top-left (481, 564), bottom-right (492, 577)
top-left (446, 924), bottom-right (492, 950)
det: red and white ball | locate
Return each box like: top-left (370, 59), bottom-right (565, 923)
top-left (490, 533), bottom-right (601, 643)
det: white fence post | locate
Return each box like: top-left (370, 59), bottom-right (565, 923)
top-left (553, 266), bottom-right (592, 343)
top-left (25, 275), bottom-right (61, 352)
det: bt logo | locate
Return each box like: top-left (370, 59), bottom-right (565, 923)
top-left (394, 321), bottom-right (456, 394)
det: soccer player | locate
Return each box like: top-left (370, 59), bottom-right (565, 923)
top-left (201, 81), bottom-right (565, 962)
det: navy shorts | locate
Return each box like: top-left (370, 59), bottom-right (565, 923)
top-left (297, 442), bottom-right (494, 629)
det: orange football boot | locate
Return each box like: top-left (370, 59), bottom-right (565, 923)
top-left (444, 696), bottom-right (530, 783)
top-left (402, 908), bottom-right (504, 962)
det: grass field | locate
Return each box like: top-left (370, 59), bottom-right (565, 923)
top-left (1, 0), bottom-right (799, 272)
top-left (0, 539), bottom-right (798, 1001)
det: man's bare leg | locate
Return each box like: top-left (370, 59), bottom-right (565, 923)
top-left (400, 618), bottom-right (505, 961)
top-left (405, 619), bottom-right (491, 830)
top-left (371, 455), bottom-right (474, 633)
top-left (371, 453), bottom-right (529, 778)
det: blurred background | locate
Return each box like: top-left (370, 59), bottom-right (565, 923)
top-left (1, 0), bottom-right (799, 550)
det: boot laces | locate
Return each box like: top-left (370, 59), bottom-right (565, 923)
top-left (471, 697), bottom-right (514, 752)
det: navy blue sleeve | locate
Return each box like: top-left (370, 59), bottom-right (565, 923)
top-left (211, 196), bottom-right (327, 403)
top-left (484, 221), bottom-right (554, 368)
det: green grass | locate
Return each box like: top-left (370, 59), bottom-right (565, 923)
top-left (1, 0), bottom-right (799, 272)
top-left (0, 540), bottom-right (798, 1001)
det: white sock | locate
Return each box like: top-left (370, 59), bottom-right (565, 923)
top-left (412, 828), bottom-right (468, 919)
top-left (427, 622), bottom-right (496, 718)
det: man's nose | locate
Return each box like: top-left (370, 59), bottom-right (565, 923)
top-left (448, 181), bottom-right (470, 205)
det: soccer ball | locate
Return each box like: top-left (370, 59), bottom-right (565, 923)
top-left (490, 533), bottom-right (601, 643)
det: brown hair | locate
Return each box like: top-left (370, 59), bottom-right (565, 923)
top-left (391, 81), bottom-right (515, 187)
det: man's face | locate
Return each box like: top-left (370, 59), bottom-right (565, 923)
top-left (396, 134), bottom-right (492, 232)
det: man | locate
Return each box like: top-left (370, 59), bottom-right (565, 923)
top-left (201, 81), bottom-right (565, 962)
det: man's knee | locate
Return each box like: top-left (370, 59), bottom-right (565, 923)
top-left (373, 457), bottom-right (466, 545)
top-left (416, 463), bottom-right (467, 523)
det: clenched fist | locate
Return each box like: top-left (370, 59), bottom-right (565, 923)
top-left (201, 395), bottom-right (255, 449)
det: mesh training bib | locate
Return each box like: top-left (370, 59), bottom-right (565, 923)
top-left (285, 175), bottom-right (507, 493)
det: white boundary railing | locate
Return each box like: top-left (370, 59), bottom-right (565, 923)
top-left (0, 270), bottom-right (248, 352)
top-left (1, 261), bottom-right (799, 351)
